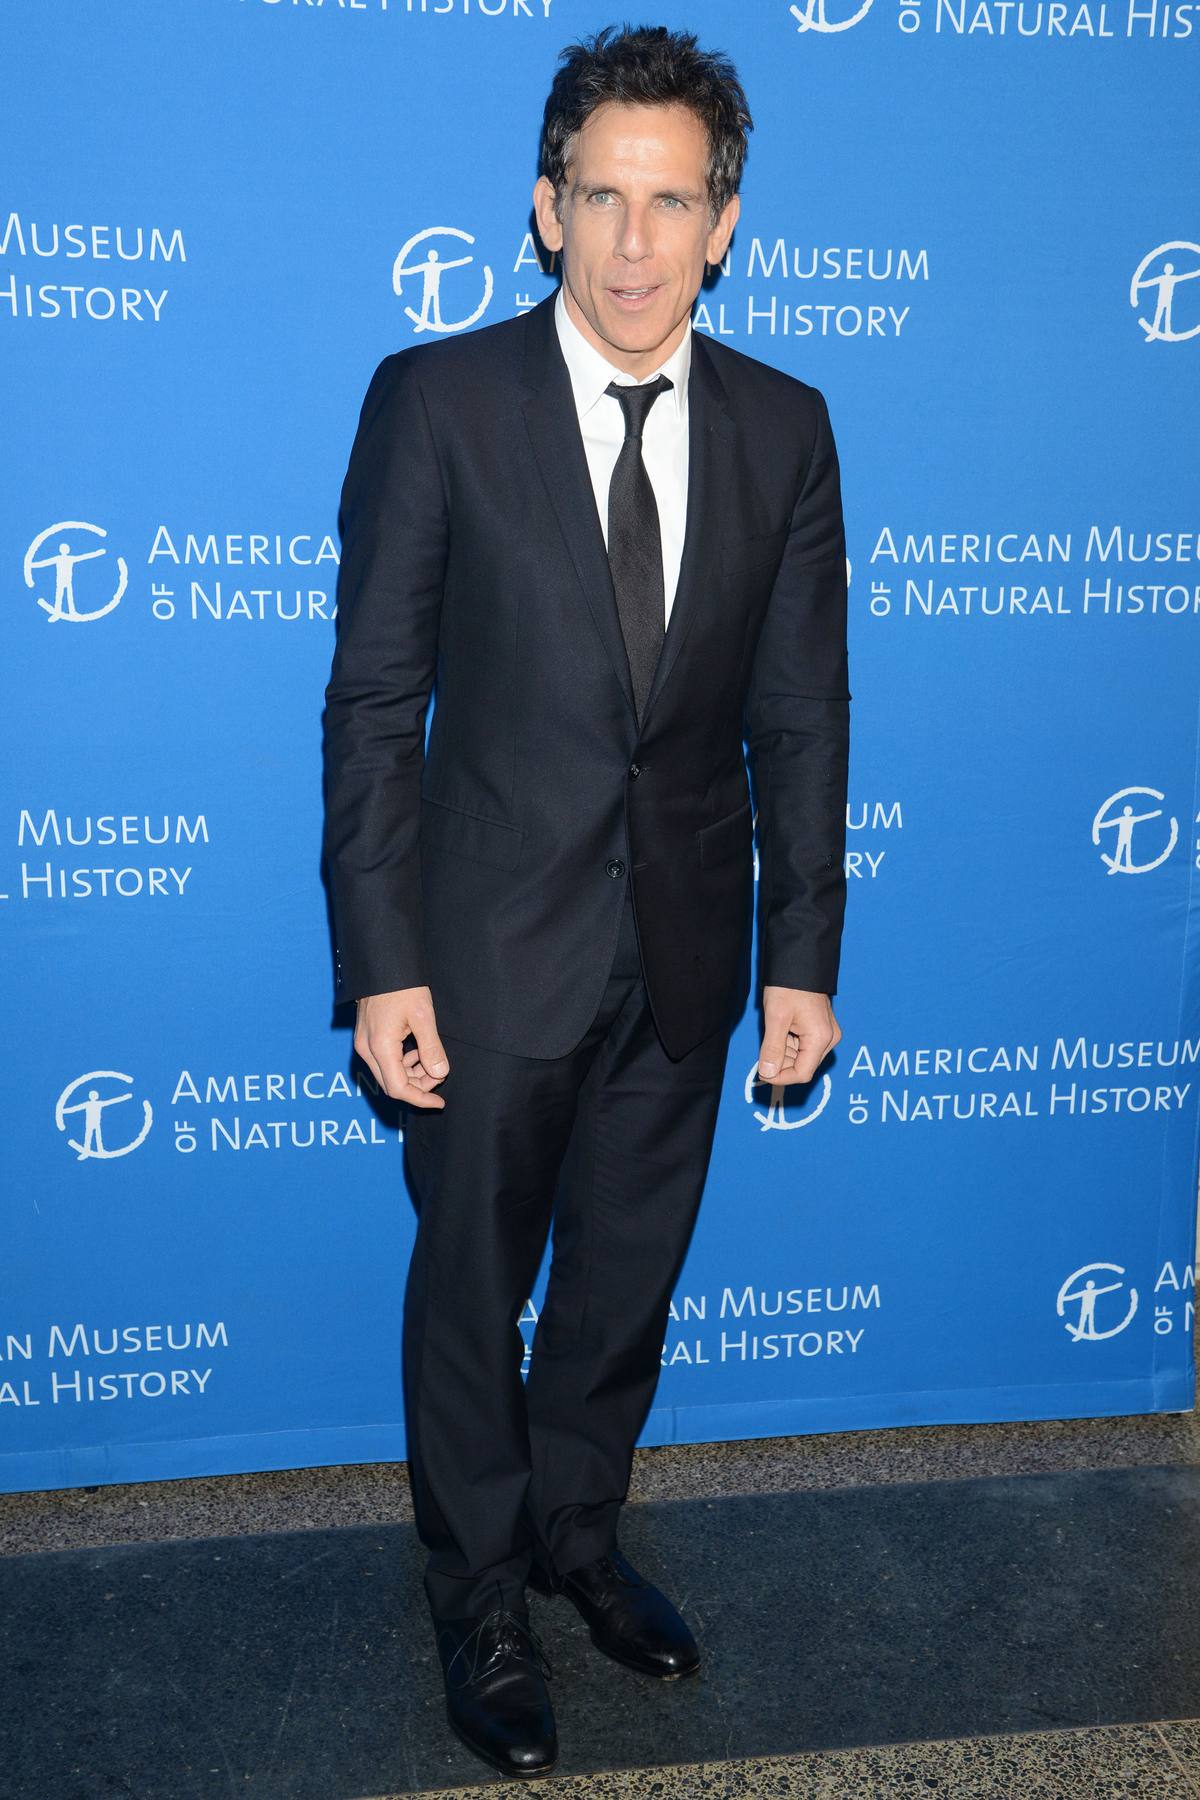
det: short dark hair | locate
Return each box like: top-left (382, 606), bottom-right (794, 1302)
top-left (539, 24), bottom-right (753, 225)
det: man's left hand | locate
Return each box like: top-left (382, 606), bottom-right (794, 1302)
top-left (757, 987), bottom-right (842, 1086)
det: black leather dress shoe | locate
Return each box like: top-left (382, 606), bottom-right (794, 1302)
top-left (529, 1549), bottom-right (700, 1679)
top-left (435, 1604), bottom-right (557, 1779)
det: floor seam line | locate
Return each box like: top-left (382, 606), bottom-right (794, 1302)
top-left (1152, 1719), bottom-right (1200, 1794)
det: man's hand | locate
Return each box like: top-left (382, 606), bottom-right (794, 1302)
top-left (757, 986), bottom-right (841, 1086)
top-left (354, 986), bottom-right (450, 1110)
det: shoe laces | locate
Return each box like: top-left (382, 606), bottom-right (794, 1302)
top-left (444, 1604), bottom-right (554, 1688)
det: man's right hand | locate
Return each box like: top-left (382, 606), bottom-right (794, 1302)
top-left (353, 986), bottom-right (450, 1109)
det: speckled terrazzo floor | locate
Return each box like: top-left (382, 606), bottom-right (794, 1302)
top-left (0, 1310), bottom-right (1194, 1796)
top-left (1, 1462), bottom-right (1198, 1796)
top-left (415, 1722), bottom-right (1200, 1797)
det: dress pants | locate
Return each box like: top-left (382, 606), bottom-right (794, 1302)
top-left (400, 882), bottom-right (733, 1622)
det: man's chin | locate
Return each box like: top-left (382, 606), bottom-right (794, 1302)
top-left (594, 300), bottom-right (685, 356)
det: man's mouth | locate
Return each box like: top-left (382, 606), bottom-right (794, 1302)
top-left (608, 284), bottom-right (661, 307)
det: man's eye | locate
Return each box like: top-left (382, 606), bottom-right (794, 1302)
top-left (660, 197), bottom-right (684, 209)
top-left (588, 191), bottom-right (616, 205)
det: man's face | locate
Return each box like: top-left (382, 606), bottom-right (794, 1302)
top-left (533, 101), bottom-right (740, 378)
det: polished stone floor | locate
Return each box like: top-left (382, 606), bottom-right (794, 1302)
top-left (1, 1454), bottom-right (1198, 1797)
top-left (2, 1284), bottom-right (1197, 1799)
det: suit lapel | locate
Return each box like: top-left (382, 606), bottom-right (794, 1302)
top-left (641, 332), bottom-right (735, 724)
top-left (518, 294), bottom-right (737, 733)
top-left (520, 296), bottom-right (638, 722)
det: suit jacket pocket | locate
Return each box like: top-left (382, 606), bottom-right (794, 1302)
top-left (696, 799), bottom-right (753, 869)
top-left (419, 795), bottom-right (526, 871)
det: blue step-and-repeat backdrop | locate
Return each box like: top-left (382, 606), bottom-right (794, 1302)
top-left (2, 1), bottom-right (1197, 1493)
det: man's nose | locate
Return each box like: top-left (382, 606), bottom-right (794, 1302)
top-left (613, 202), bottom-right (653, 262)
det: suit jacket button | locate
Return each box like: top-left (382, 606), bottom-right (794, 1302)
top-left (628, 763), bottom-right (642, 779)
top-left (606, 858), bottom-right (626, 879)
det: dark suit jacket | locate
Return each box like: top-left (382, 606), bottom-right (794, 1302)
top-left (322, 290), bottom-right (850, 1062)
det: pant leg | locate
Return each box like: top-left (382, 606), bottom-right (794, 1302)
top-left (400, 894), bottom-right (643, 1622)
top-left (522, 903), bottom-right (733, 1579)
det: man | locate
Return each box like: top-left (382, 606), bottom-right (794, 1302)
top-left (322, 24), bottom-right (850, 1781)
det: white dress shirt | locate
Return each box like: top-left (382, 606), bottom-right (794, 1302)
top-left (553, 285), bottom-right (691, 626)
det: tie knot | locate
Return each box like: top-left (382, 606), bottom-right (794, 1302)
top-left (606, 374), bottom-right (673, 440)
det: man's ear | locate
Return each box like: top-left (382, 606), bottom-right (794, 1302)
top-left (706, 193), bottom-right (740, 268)
top-left (533, 175), bottom-right (565, 254)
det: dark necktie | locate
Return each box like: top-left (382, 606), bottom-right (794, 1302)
top-left (605, 374), bottom-right (673, 723)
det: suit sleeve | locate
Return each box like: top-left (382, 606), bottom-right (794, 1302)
top-left (322, 352), bottom-right (449, 1005)
top-left (744, 385), bottom-right (851, 997)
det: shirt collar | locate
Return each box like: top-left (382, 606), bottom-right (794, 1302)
top-left (554, 285), bottom-right (691, 423)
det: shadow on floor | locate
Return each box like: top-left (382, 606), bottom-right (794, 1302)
top-left (2, 1463), bottom-right (1198, 1797)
